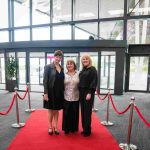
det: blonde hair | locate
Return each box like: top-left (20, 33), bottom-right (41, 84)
top-left (81, 54), bottom-right (92, 68)
top-left (66, 59), bottom-right (77, 70)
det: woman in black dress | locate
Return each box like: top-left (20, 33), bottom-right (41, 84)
top-left (79, 54), bottom-right (98, 137)
top-left (43, 50), bottom-right (64, 135)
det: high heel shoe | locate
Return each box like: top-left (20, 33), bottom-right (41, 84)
top-left (54, 128), bottom-right (59, 135)
top-left (48, 128), bottom-right (53, 135)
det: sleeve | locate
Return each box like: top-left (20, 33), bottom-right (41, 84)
top-left (88, 67), bottom-right (98, 94)
top-left (43, 65), bottom-right (49, 94)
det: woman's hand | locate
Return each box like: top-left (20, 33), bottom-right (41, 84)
top-left (86, 93), bottom-right (91, 101)
top-left (43, 94), bottom-right (48, 101)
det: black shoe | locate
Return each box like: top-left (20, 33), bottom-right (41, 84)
top-left (83, 133), bottom-right (91, 137)
top-left (48, 128), bottom-right (53, 135)
top-left (81, 131), bottom-right (84, 134)
top-left (54, 128), bottom-right (60, 135)
top-left (64, 131), bottom-right (69, 134)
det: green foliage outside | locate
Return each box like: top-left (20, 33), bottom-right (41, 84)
top-left (6, 56), bottom-right (18, 80)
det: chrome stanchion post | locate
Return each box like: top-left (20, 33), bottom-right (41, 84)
top-left (12, 87), bottom-right (25, 128)
top-left (119, 97), bottom-right (137, 150)
top-left (92, 92), bottom-right (98, 112)
top-left (101, 88), bottom-right (113, 126)
top-left (25, 83), bottom-right (35, 112)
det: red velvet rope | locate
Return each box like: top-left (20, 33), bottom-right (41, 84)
top-left (96, 90), bottom-right (109, 101)
top-left (109, 94), bottom-right (131, 115)
top-left (0, 94), bottom-right (16, 115)
top-left (17, 87), bottom-right (28, 100)
top-left (134, 105), bottom-right (150, 128)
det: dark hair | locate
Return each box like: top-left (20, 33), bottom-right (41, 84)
top-left (66, 59), bottom-right (77, 70)
top-left (54, 50), bottom-right (63, 57)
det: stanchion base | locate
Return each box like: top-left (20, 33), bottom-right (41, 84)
top-left (101, 121), bottom-right (114, 126)
top-left (92, 108), bottom-right (98, 112)
top-left (119, 143), bottom-right (137, 150)
top-left (25, 108), bottom-right (35, 112)
top-left (11, 123), bottom-right (25, 128)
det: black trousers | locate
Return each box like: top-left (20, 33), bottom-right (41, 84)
top-left (80, 89), bottom-right (94, 134)
top-left (62, 100), bottom-right (79, 133)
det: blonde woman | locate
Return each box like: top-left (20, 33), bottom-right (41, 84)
top-left (62, 59), bottom-right (79, 134)
top-left (79, 54), bottom-right (98, 137)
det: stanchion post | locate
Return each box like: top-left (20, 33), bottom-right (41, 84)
top-left (25, 83), bottom-right (35, 112)
top-left (119, 96), bottom-right (137, 150)
top-left (12, 87), bottom-right (25, 128)
top-left (92, 92), bottom-right (98, 112)
top-left (101, 88), bottom-right (114, 126)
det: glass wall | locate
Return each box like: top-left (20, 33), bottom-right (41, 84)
top-left (75, 23), bottom-right (98, 39)
top-left (0, 0), bottom-right (8, 28)
top-left (53, 0), bottom-right (71, 23)
top-left (127, 19), bottom-right (150, 44)
top-left (32, 0), bottom-right (50, 25)
top-left (0, 31), bottom-right (9, 43)
top-left (100, 21), bottom-right (123, 40)
top-left (74, 0), bottom-right (98, 20)
top-left (32, 27), bottom-right (50, 41)
top-left (128, 0), bottom-right (150, 16)
top-left (129, 56), bottom-right (149, 91)
top-left (14, 0), bottom-right (30, 27)
top-left (14, 29), bottom-right (30, 41)
top-left (99, 0), bottom-right (124, 18)
top-left (0, 0), bottom-right (150, 43)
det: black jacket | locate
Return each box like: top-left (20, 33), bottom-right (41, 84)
top-left (43, 63), bottom-right (56, 94)
top-left (79, 66), bottom-right (98, 93)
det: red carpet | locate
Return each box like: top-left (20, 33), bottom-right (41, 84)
top-left (7, 110), bottom-right (120, 150)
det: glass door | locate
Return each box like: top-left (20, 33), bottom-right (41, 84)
top-left (29, 52), bottom-right (45, 92)
top-left (18, 52), bottom-right (26, 90)
top-left (129, 56), bottom-right (149, 91)
top-left (100, 51), bottom-right (116, 94)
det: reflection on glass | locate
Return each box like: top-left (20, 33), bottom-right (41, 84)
top-left (75, 0), bottom-right (98, 20)
top-left (32, 27), bottom-right (50, 40)
top-left (14, 29), bottom-right (30, 41)
top-left (0, 31), bottom-right (9, 43)
top-left (127, 19), bottom-right (150, 44)
top-left (100, 21), bottom-right (123, 40)
top-left (32, 0), bottom-right (50, 25)
top-left (47, 53), bottom-right (54, 64)
top-left (64, 53), bottom-right (79, 72)
top-left (128, 0), bottom-right (150, 16)
top-left (129, 57), bottom-right (148, 90)
top-left (99, 0), bottom-right (124, 18)
top-left (53, 0), bottom-right (71, 23)
top-left (53, 25), bottom-right (71, 40)
top-left (100, 52), bottom-right (116, 93)
top-left (14, 0), bottom-right (30, 27)
top-left (75, 23), bottom-right (98, 39)
top-left (0, 0), bottom-right (8, 28)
